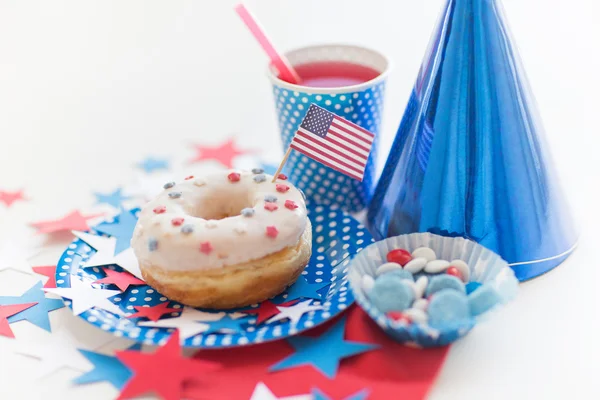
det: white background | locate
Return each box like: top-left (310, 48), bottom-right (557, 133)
top-left (1, 0), bottom-right (599, 399)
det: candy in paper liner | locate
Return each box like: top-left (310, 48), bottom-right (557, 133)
top-left (348, 232), bottom-right (518, 347)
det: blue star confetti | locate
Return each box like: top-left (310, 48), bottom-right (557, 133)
top-left (94, 209), bottom-right (138, 254)
top-left (0, 282), bottom-right (65, 332)
top-left (136, 157), bottom-right (169, 173)
top-left (312, 388), bottom-right (370, 400)
top-left (283, 277), bottom-right (330, 302)
top-left (204, 315), bottom-right (252, 335)
top-left (73, 344), bottom-right (140, 389)
top-left (269, 316), bottom-right (378, 378)
top-left (94, 188), bottom-right (131, 209)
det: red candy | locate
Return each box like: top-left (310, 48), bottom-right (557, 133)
top-left (199, 241), bottom-right (213, 254)
top-left (386, 249), bottom-right (412, 266)
top-left (171, 217), bottom-right (184, 226)
top-left (446, 266), bottom-right (463, 280)
top-left (228, 172), bottom-right (241, 182)
top-left (285, 200), bottom-right (298, 210)
top-left (264, 202), bottom-right (278, 212)
top-left (277, 174), bottom-right (287, 180)
top-left (153, 206), bottom-right (166, 214)
top-left (386, 312), bottom-right (411, 324)
top-left (276, 184), bottom-right (289, 193)
top-left (184, 175), bottom-right (194, 180)
top-left (266, 226), bottom-right (279, 238)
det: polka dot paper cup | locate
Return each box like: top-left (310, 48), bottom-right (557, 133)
top-left (348, 233), bottom-right (519, 347)
top-left (269, 44), bottom-right (389, 213)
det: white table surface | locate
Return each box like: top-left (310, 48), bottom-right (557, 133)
top-left (1, 0), bottom-right (599, 399)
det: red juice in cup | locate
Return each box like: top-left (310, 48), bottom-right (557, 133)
top-left (291, 61), bottom-right (381, 88)
top-left (268, 44), bottom-right (390, 212)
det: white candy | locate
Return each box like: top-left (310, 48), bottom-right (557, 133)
top-left (404, 308), bottom-right (428, 324)
top-left (424, 259), bottom-right (450, 273)
top-left (450, 259), bottom-right (470, 282)
top-left (414, 276), bottom-right (429, 298)
top-left (412, 247), bottom-right (437, 262)
top-left (361, 275), bottom-right (375, 294)
top-left (404, 257), bottom-right (427, 273)
top-left (413, 298), bottom-right (429, 311)
top-left (376, 262), bottom-right (403, 276)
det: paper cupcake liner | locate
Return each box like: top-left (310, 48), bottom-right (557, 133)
top-left (348, 232), bottom-right (519, 347)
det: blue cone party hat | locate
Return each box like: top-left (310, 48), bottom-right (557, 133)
top-left (367, 0), bottom-right (578, 281)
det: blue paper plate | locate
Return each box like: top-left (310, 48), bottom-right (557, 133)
top-left (55, 205), bottom-right (372, 348)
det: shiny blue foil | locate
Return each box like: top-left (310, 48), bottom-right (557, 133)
top-left (367, 0), bottom-right (577, 281)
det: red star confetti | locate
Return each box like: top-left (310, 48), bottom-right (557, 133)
top-left (127, 302), bottom-right (181, 322)
top-left (184, 175), bottom-right (194, 180)
top-left (243, 300), bottom-right (298, 325)
top-left (285, 200), bottom-right (298, 210)
top-left (189, 138), bottom-right (253, 168)
top-left (0, 189), bottom-right (27, 208)
top-left (266, 226), bottom-right (279, 238)
top-left (30, 210), bottom-right (103, 234)
top-left (264, 203), bottom-right (278, 212)
top-left (0, 303), bottom-right (37, 338)
top-left (94, 268), bottom-right (145, 292)
top-left (116, 330), bottom-right (220, 400)
top-left (276, 184), bottom-right (289, 193)
top-left (184, 306), bottom-right (449, 400)
top-left (277, 174), bottom-right (288, 180)
top-left (199, 241), bottom-right (213, 255)
top-left (32, 265), bottom-right (57, 288)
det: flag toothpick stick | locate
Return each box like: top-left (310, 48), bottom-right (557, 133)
top-left (272, 147), bottom-right (292, 183)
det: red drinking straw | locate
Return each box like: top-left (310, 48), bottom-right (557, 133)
top-left (234, 3), bottom-right (302, 84)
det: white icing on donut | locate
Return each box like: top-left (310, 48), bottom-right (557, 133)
top-left (131, 170), bottom-right (308, 271)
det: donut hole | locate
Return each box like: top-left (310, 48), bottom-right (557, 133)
top-left (184, 194), bottom-right (253, 220)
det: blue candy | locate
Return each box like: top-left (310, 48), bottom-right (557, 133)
top-left (163, 182), bottom-right (175, 189)
top-left (251, 168), bottom-right (264, 174)
top-left (381, 269), bottom-right (414, 282)
top-left (264, 194), bottom-right (278, 203)
top-left (168, 192), bottom-right (182, 199)
top-left (468, 285), bottom-right (501, 316)
top-left (465, 281), bottom-right (482, 295)
top-left (427, 289), bottom-right (470, 325)
top-left (425, 275), bottom-right (465, 297)
top-left (368, 277), bottom-right (414, 313)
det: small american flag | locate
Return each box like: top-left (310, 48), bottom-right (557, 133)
top-left (290, 104), bottom-right (374, 181)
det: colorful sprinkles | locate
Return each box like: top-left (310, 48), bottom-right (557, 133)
top-left (264, 202), bottom-right (278, 212)
top-left (148, 238), bottom-right (158, 251)
top-left (264, 194), bottom-right (278, 203)
top-left (153, 205), bottom-right (166, 214)
top-left (171, 217), bottom-right (184, 226)
top-left (285, 200), bottom-right (298, 210)
top-left (251, 168), bottom-right (264, 174)
top-left (199, 241), bottom-right (213, 254)
top-left (266, 226), bottom-right (279, 238)
top-left (277, 174), bottom-right (288, 180)
top-left (181, 225), bottom-right (194, 234)
top-left (241, 208), bottom-right (255, 217)
top-left (185, 175), bottom-right (194, 180)
top-left (168, 192), bottom-right (182, 199)
top-left (253, 174), bottom-right (266, 183)
top-left (228, 172), bottom-right (241, 182)
top-left (163, 182), bottom-right (175, 189)
top-left (276, 184), bottom-right (289, 193)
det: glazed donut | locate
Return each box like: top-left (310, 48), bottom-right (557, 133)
top-left (131, 169), bottom-right (312, 309)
